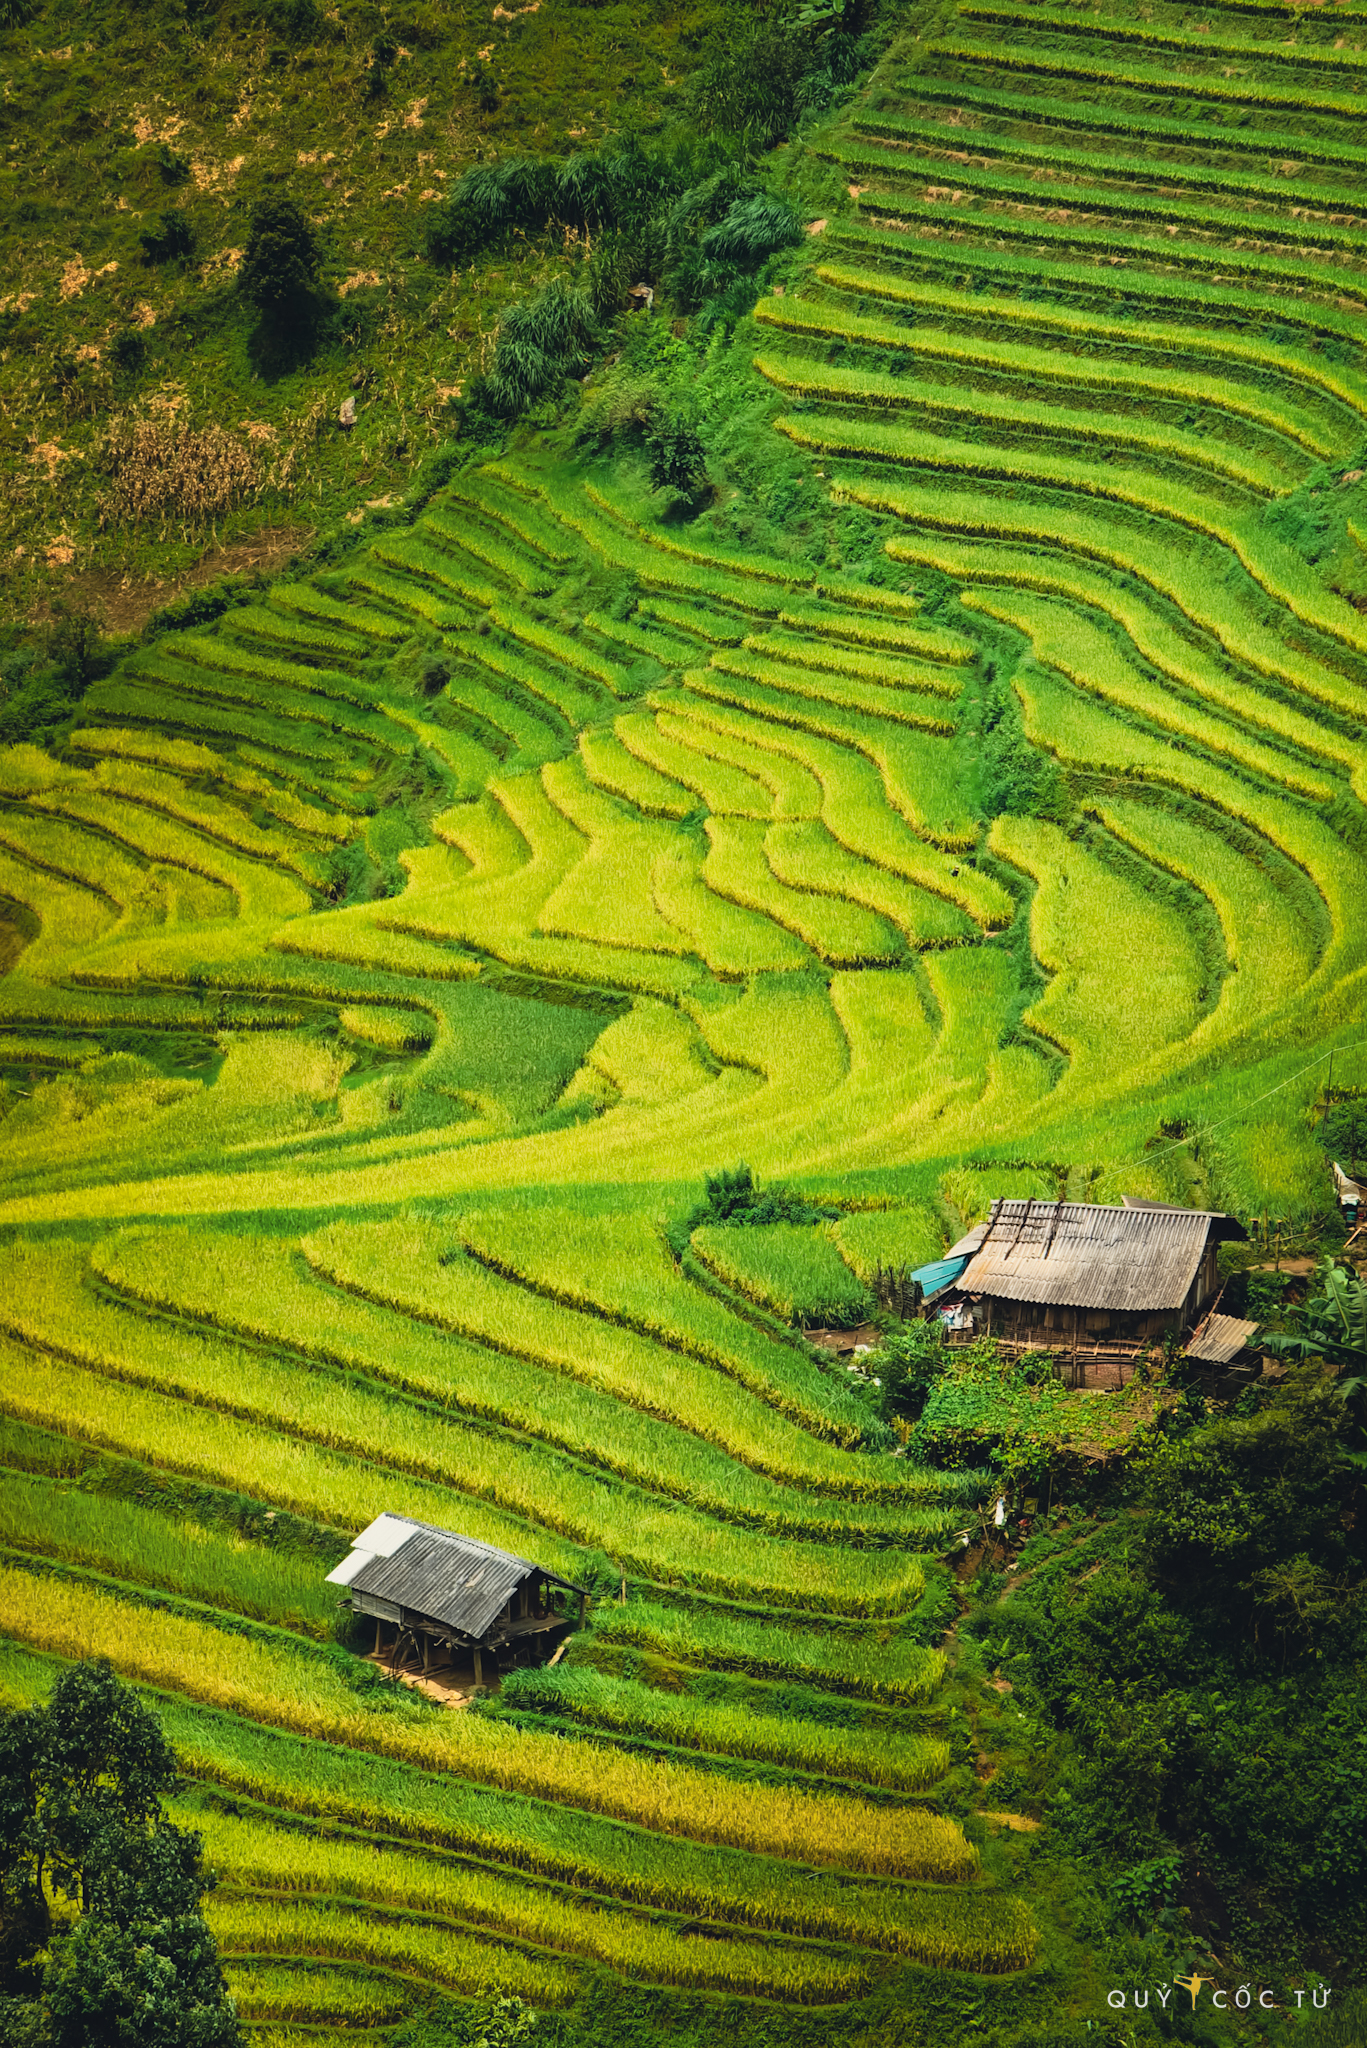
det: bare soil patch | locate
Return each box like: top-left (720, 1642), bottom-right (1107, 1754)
top-left (808, 1321), bottom-right (880, 1354)
top-left (363, 1648), bottom-right (482, 1710)
top-left (41, 525), bottom-right (316, 637)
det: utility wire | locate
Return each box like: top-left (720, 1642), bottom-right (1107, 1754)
top-left (1090, 1037), bottom-right (1367, 1198)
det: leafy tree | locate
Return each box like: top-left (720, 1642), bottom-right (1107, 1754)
top-left (0, 1706), bottom-right (45, 1997)
top-left (0, 604), bottom-right (109, 750)
top-left (1141, 1374), bottom-right (1358, 1648)
top-left (0, 1660), bottom-right (242, 2048)
top-left (33, 1658), bottom-right (177, 1909)
top-left (1324, 1095), bottom-right (1367, 1176)
top-left (42, 603), bottom-right (107, 697)
top-left (238, 198), bottom-right (331, 352)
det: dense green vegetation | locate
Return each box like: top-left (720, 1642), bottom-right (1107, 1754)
top-left (1, 0), bottom-right (1366, 2040)
top-left (0, 1659), bottom-right (242, 2046)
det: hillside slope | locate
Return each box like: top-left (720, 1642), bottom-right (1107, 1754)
top-left (1, 0), bottom-right (1366, 2041)
top-left (0, 0), bottom-right (718, 619)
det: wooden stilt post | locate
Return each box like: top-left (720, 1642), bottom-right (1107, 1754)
top-left (472, 1646), bottom-right (483, 1687)
top-left (374, 1617), bottom-right (383, 1655)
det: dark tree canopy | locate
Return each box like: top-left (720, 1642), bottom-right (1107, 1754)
top-left (0, 1660), bottom-right (242, 2048)
top-left (238, 198), bottom-right (326, 326)
top-left (38, 1655), bottom-right (178, 1905)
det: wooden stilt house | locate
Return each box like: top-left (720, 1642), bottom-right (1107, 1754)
top-left (326, 1514), bottom-right (587, 1686)
top-left (944, 1197), bottom-right (1248, 1382)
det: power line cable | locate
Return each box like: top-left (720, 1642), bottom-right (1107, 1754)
top-left (1090, 1036), bottom-right (1367, 1198)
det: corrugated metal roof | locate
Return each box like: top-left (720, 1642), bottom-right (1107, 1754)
top-left (325, 1511), bottom-right (422, 1590)
top-left (326, 1515), bottom-right (584, 1639)
top-left (1186, 1313), bottom-right (1259, 1364)
top-left (352, 1512), bottom-right (420, 1558)
top-left (957, 1200), bottom-right (1243, 1311)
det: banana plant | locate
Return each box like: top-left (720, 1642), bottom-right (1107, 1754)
top-left (1262, 1260), bottom-right (1367, 1399)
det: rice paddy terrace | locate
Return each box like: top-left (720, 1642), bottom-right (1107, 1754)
top-left (2, 0), bottom-right (1367, 2038)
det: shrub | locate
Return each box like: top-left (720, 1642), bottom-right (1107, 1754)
top-left (686, 20), bottom-right (812, 144)
top-left (647, 407), bottom-right (709, 497)
top-left (271, 0), bottom-right (322, 39)
top-left (0, 651), bottom-right (68, 749)
top-left (109, 329), bottom-right (148, 374)
top-left (138, 209), bottom-right (196, 266)
top-left (665, 164), bottom-right (760, 251)
top-left (154, 143), bottom-right (190, 186)
top-left (698, 192), bottom-right (804, 265)
top-left (685, 1), bottom-right (871, 144)
top-left (980, 662), bottom-right (1068, 822)
top-left (364, 31), bottom-right (397, 101)
top-left (427, 139), bottom-right (703, 272)
top-left (683, 1163), bottom-right (839, 1235)
top-left (878, 1318), bottom-right (951, 1425)
top-left (483, 278), bottom-right (597, 417)
top-left (0, 604), bottom-right (113, 747)
top-left (425, 159), bottom-right (561, 266)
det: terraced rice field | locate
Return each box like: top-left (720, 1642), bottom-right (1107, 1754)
top-left (1, 0), bottom-right (1364, 2034)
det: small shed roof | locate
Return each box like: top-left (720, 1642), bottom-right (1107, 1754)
top-left (909, 1252), bottom-right (974, 1302)
top-left (1185, 1312), bottom-right (1259, 1364)
top-left (1333, 1162), bottom-right (1363, 1205)
top-left (957, 1199), bottom-right (1246, 1312)
top-left (326, 1514), bottom-right (584, 1640)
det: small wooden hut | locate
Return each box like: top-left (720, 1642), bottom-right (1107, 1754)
top-left (945, 1197), bottom-right (1248, 1380)
top-left (326, 1514), bottom-right (587, 1685)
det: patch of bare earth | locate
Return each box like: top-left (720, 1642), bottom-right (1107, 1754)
top-left (363, 1648), bottom-right (481, 1709)
top-left (45, 525), bottom-right (316, 635)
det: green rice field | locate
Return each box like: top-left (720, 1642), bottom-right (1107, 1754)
top-left (2, 0), bottom-right (1365, 2037)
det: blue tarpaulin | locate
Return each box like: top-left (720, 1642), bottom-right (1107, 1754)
top-left (908, 1253), bottom-right (971, 1302)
